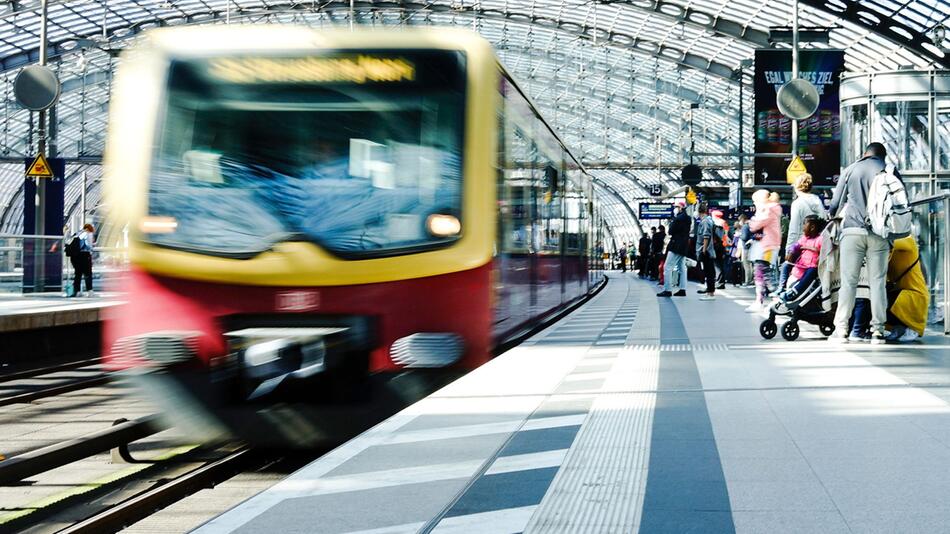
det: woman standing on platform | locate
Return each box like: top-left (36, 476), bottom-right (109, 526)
top-left (745, 190), bottom-right (782, 312)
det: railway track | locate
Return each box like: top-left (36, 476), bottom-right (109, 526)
top-left (0, 356), bottom-right (111, 407)
top-left (59, 447), bottom-right (254, 534)
top-left (0, 410), bottom-right (254, 534)
top-left (0, 357), bottom-right (101, 383)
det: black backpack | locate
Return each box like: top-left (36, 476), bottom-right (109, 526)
top-left (65, 235), bottom-right (81, 257)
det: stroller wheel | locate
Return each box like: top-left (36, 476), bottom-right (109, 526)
top-left (760, 320), bottom-right (778, 340)
top-left (781, 321), bottom-right (800, 341)
top-left (819, 324), bottom-right (835, 337)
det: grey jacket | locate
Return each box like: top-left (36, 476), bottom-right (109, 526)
top-left (695, 215), bottom-right (716, 259)
top-left (829, 155), bottom-right (885, 230)
top-left (787, 192), bottom-right (825, 245)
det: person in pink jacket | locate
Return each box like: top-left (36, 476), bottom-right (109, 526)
top-left (745, 189), bottom-right (783, 312)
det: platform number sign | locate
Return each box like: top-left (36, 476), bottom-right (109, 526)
top-left (649, 184), bottom-right (662, 197)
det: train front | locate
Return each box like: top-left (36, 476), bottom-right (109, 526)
top-left (102, 27), bottom-right (497, 447)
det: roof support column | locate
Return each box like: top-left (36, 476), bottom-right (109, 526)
top-left (33, 0), bottom-right (49, 291)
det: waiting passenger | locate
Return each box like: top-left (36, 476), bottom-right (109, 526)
top-left (781, 173), bottom-right (826, 290)
top-left (745, 189), bottom-right (782, 312)
top-left (651, 225), bottom-right (666, 281)
top-left (711, 210), bottom-right (728, 289)
top-left (657, 200), bottom-right (691, 297)
top-left (828, 142), bottom-right (891, 344)
top-left (776, 215), bottom-right (824, 303)
top-left (885, 236), bottom-right (929, 342)
top-left (638, 231), bottom-right (653, 277)
top-left (695, 203), bottom-right (717, 301)
top-left (68, 224), bottom-right (95, 297)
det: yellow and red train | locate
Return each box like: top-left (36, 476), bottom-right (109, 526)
top-left (103, 26), bottom-right (608, 445)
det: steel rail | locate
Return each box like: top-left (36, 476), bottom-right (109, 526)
top-left (57, 447), bottom-right (252, 534)
top-left (0, 415), bottom-right (165, 484)
top-left (0, 357), bottom-right (99, 383)
top-left (0, 374), bottom-right (110, 407)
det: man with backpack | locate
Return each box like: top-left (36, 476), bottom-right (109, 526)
top-left (66, 224), bottom-right (95, 297)
top-left (828, 142), bottom-right (899, 344)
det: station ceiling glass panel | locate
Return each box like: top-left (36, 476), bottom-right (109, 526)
top-left (0, 0), bottom-right (948, 237)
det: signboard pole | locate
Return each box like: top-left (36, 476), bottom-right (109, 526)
top-left (31, 0), bottom-right (50, 292)
top-left (738, 76), bottom-right (744, 209)
top-left (791, 0), bottom-right (800, 158)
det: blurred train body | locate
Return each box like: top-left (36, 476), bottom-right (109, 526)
top-left (103, 26), bottom-right (607, 446)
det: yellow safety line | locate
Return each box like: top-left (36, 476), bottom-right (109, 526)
top-left (0, 444), bottom-right (199, 525)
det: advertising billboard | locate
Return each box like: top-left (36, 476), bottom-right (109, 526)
top-left (754, 49), bottom-right (845, 187)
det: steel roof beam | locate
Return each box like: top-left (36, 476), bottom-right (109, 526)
top-left (799, 0), bottom-right (950, 69)
top-left (0, 0), bottom-right (747, 85)
top-left (597, 0), bottom-right (770, 48)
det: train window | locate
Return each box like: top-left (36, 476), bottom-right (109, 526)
top-left (145, 50), bottom-right (466, 259)
top-left (501, 122), bottom-right (534, 254)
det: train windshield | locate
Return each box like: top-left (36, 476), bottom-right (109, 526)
top-left (146, 50), bottom-right (466, 258)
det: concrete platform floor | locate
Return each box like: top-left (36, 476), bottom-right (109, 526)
top-left (192, 273), bottom-right (950, 534)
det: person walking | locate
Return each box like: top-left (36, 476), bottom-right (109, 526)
top-left (619, 243), bottom-right (628, 273)
top-left (828, 142), bottom-right (891, 344)
top-left (695, 203), bottom-right (717, 301)
top-left (746, 190), bottom-right (782, 312)
top-left (657, 201), bottom-right (691, 297)
top-left (68, 223), bottom-right (95, 297)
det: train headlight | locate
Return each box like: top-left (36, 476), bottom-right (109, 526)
top-left (139, 216), bottom-right (178, 233)
top-left (426, 214), bottom-right (461, 237)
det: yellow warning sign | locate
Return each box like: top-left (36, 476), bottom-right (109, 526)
top-left (686, 188), bottom-right (697, 205)
top-left (786, 156), bottom-right (807, 184)
top-left (26, 154), bottom-right (53, 178)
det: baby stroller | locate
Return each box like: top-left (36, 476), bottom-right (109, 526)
top-left (759, 276), bottom-right (836, 341)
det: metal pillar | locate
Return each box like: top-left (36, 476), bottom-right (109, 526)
top-left (791, 0), bottom-right (800, 158)
top-left (945, 194), bottom-right (950, 335)
top-left (33, 0), bottom-right (49, 292)
top-left (738, 78), bottom-right (744, 208)
top-left (81, 170), bottom-right (87, 229)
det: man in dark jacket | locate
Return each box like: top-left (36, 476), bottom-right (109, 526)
top-left (657, 202), bottom-right (691, 297)
top-left (638, 232), bottom-right (652, 277)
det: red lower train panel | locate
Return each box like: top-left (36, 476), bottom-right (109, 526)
top-left (103, 263), bottom-right (493, 373)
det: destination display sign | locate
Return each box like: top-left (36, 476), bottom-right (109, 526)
top-left (639, 202), bottom-right (674, 220)
top-left (207, 55), bottom-right (417, 84)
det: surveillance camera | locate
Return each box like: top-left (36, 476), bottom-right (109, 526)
top-left (932, 25), bottom-right (947, 46)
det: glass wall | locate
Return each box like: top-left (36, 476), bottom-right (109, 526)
top-left (873, 100), bottom-right (929, 171)
top-left (841, 103), bottom-right (868, 168)
top-left (841, 71), bottom-right (950, 331)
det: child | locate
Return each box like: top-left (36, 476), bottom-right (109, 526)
top-left (778, 215), bottom-right (824, 302)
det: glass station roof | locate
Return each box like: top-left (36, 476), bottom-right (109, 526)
top-left (1, 0), bottom-right (948, 239)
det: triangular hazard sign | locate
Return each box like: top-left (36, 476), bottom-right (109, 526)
top-left (786, 155), bottom-right (807, 184)
top-left (26, 154), bottom-right (54, 178)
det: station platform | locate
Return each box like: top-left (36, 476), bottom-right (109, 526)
top-left (0, 292), bottom-right (121, 333)
top-left (194, 274), bottom-right (950, 534)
